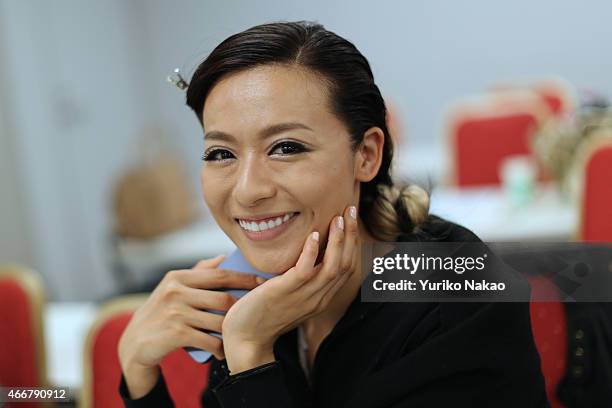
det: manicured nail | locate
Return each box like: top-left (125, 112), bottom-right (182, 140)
top-left (349, 206), bottom-right (357, 220)
top-left (336, 216), bottom-right (344, 230)
top-left (312, 231), bottom-right (320, 241)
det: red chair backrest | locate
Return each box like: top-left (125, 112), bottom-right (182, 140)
top-left (528, 275), bottom-right (567, 408)
top-left (0, 270), bottom-right (46, 386)
top-left (0, 268), bottom-right (46, 408)
top-left (451, 111), bottom-right (541, 186)
top-left (579, 140), bottom-right (612, 241)
top-left (84, 305), bottom-right (210, 407)
top-left (446, 90), bottom-right (553, 187)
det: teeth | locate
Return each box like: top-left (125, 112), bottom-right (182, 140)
top-left (238, 212), bottom-right (295, 233)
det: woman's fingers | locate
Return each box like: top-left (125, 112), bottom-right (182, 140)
top-left (280, 231), bottom-right (321, 289)
top-left (181, 307), bottom-right (225, 333)
top-left (182, 327), bottom-right (225, 360)
top-left (292, 206), bottom-right (358, 299)
top-left (339, 205), bottom-right (358, 276)
top-left (295, 231), bottom-right (321, 277)
top-left (192, 254), bottom-right (226, 269)
top-left (169, 267), bottom-right (261, 291)
top-left (314, 214), bottom-right (346, 285)
top-left (319, 205), bottom-right (359, 304)
top-left (177, 286), bottom-right (238, 312)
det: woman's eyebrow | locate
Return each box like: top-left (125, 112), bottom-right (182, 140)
top-left (204, 122), bottom-right (314, 142)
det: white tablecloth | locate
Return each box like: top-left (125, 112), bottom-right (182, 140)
top-left (44, 302), bottom-right (97, 390)
top-left (429, 184), bottom-right (577, 241)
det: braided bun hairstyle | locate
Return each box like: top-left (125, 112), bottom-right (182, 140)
top-left (364, 184), bottom-right (430, 241)
top-left (186, 20), bottom-right (431, 241)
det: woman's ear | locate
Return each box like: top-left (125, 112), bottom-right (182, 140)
top-left (354, 126), bottom-right (385, 182)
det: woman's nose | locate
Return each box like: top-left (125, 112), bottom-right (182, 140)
top-left (233, 155), bottom-right (276, 206)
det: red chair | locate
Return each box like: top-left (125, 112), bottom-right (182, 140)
top-left (446, 91), bottom-right (551, 187)
top-left (0, 266), bottom-right (48, 408)
top-left (81, 295), bottom-right (211, 407)
top-left (528, 275), bottom-right (567, 408)
top-left (577, 137), bottom-right (612, 242)
top-left (0, 266), bottom-right (47, 386)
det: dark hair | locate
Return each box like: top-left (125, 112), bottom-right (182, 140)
top-left (186, 20), bottom-right (429, 241)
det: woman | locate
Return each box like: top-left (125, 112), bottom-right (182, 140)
top-left (118, 21), bottom-right (548, 407)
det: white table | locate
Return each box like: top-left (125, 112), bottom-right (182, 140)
top-left (44, 302), bottom-right (97, 390)
top-left (429, 184), bottom-right (578, 241)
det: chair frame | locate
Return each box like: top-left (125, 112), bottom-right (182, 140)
top-left (80, 293), bottom-right (148, 408)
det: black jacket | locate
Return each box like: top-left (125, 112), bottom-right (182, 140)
top-left (119, 215), bottom-right (548, 407)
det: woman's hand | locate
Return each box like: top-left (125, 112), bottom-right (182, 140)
top-left (117, 256), bottom-right (261, 397)
top-left (221, 205), bottom-right (359, 374)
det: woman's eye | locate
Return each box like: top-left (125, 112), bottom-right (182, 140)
top-left (201, 149), bottom-right (234, 161)
top-left (270, 141), bottom-right (306, 156)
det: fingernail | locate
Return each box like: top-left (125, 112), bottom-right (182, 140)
top-left (311, 231), bottom-right (320, 241)
top-left (336, 216), bottom-right (344, 230)
top-left (256, 276), bottom-right (266, 285)
top-left (349, 206), bottom-right (357, 220)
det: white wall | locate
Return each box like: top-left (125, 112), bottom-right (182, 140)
top-left (0, 0), bottom-right (157, 299)
top-left (1, 0), bottom-right (611, 300)
top-left (0, 30), bottom-right (33, 270)
top-left (139, 0), bottom-right (612, 178)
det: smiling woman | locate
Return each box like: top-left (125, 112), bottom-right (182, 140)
top-left (117, 21), bottom-right (548, 408)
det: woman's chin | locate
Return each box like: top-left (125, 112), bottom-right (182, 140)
top-left (255, 258), bottom-right (298, 275)
top-left (242, 247), bottom-right (301, 275)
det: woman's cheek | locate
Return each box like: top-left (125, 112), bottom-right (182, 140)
top-left (201, 171), bottom-right (227, 212)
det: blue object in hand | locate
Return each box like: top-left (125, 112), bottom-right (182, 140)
top-left (185, 249), bottom-right (275, 363)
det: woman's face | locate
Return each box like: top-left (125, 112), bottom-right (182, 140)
top-left (201, 65), bottom-right (361, 274)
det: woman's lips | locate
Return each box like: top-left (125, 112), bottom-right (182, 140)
top-left (237, 212), bottom-right (299, 241)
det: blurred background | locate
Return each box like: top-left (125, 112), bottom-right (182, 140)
top-left (1, 1), bottom-right (611, 406)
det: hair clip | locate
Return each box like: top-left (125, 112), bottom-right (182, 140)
top-left (167, 68), bottom-right (189, 90)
